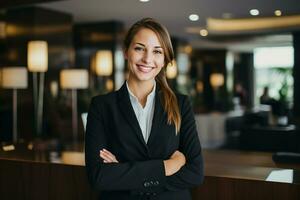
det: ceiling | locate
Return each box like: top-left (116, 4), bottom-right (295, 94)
top-left (36, 0), bottom-right (300, 50)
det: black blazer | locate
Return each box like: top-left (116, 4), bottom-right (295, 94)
top-left (85, 83), bottom-right (204, 200)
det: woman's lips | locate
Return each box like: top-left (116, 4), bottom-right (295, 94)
top-left (136, 64), bottom-right (154, 73)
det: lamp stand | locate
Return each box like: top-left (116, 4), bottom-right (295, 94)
top-left (32, 72), bottom-right (38, 136)
top-left (71, 89), bottom-right (78, 142)
top-left (32, 72), bottom-right (45, 137)
top-left (12, 89), bottom-right (18, 143)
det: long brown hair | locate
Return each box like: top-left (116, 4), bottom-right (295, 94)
top-left (124, 18), bottom-right (181, 133)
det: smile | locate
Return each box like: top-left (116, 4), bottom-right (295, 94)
top-left (136, 64), bottom-right (155, 73)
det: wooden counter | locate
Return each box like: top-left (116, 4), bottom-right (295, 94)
top-left (0, 146), bottom-right (300, 200)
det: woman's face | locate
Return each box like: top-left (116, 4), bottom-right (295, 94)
top-left (125, 28), bottom-right (165, 83)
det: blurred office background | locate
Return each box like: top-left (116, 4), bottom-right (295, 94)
top-left (0, 0), bottom-right (300, 153)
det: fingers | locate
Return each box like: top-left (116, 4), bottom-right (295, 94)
top-left (170, 150), bottom-right (186, 166)
top-left (100, 150), bottom-right (116, 163)
top-left (171, 150), bottom-right (181, 158)
top-left (99, 149), bottom-right (119, 163)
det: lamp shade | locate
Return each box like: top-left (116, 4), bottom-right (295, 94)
top-left (27, 41), bottom-right (48, 72)
top-left (60, 69), bottom-right (89, 89)
top-left (95, 50), bottom-right (113, 76)
top-left (166, 60), bottom-right (177, 79)
top-left (1, 67), bottom-right (28, 89)
top-left (210, 73), bottom-right (224, 88)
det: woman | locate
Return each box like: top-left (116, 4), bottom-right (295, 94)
top-left (85, 18), bottom-right (204, 200)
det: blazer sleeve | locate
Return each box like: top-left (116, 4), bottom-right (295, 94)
top-left (164, 96), bottom-right (204, 191)
top-left (85, 97), bottom-right (166, 193)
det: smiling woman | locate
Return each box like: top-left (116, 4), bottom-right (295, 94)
top-left (85, 18), bottom-right (204, 200)
top-left (125, 28), bottom-right (165, 86)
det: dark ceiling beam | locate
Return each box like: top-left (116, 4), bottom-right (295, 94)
top-left (0, 0), bottom-right (64, 9)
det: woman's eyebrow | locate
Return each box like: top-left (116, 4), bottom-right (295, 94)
top-left (135, 42), bottom-right (162, 49)
top-left (135, 42), bottom-right (145, 47)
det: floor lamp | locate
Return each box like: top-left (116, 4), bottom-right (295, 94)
top-left (27, 41), bottom-right (48, 137)
top-left (1, 67), bottom-right (28, 143)
top-left (95, 50), bottom-right (113, 91)
top-left (210, 73), bottom-right (224, 110)
top-left (60, 69), bottom-right (89, 142)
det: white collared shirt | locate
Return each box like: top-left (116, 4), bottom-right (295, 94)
top-left (126, 81), bottom-right (156, 143)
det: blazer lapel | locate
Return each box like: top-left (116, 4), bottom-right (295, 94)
top-left (147, 89), bottom-right (165, 146)
top-left (117, 83), bottom-right (148, 149)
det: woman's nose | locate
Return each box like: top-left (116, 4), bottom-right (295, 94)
top-left (142, 51), bottom-right (152, 64)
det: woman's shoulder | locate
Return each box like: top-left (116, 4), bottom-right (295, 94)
top-left (90, 90), bottom-right (118, 105)
top-left (174, 92), bottom-right (189, 103)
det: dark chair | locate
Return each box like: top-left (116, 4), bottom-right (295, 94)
top-left (240, 125), bottom-right (297, 152)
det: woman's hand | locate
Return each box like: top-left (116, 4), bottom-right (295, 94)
top-left (163, 150), bottom-right (186, 176)
top-left (99, 149), bottom-right (119, 163)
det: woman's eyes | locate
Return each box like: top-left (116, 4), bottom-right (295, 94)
top-left (153, 50), bottom-right (163, 54)
top-left (134, 47), bottom-right (163, 55)
top-left (134, 47), bottom-right (144, 51)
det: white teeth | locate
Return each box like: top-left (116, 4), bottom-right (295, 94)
top-left (137, 65), bottom-right (152, 73)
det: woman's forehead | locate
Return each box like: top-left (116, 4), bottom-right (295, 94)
top-left (131, 28), bottom-right (162, 47)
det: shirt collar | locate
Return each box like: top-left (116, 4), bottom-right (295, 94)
top-left (126, 81), bottom-right (156, 103)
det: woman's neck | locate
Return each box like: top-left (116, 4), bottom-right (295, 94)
top-left (127, 77), bottom-right (155, 106)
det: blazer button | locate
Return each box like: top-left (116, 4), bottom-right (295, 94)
top-left (144, 182), bottom-right (150, 187)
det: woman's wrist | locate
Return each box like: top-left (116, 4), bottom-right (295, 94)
top-left (163, 150), bottom-right (186, 176)
top-left (163, 159), bottom-right (174, 176)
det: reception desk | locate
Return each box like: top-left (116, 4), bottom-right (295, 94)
top-left (0, 146), bottom-right (299, 200)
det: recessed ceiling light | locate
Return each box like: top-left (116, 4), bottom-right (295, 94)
top-left (274, 10), bottom-right (282, 16)
top-left (199, 29), bottom-right (208, 37)
top-left (189, 14), bottom-right (199, 21)
top-left (250, 9), bottom-right (259, 16)
top-left (139, 0), bottom-right (150, 2)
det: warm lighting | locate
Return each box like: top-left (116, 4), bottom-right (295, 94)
top-left (275, 10), bottom-right (282, 16)
top-left (210, 73), bottom-right (224, 88)
top-left (27, 41), bottom-right (48, 72)
top-left (250, 9), bottom-right (259, 16)
top-left (50, 81), bottom-right (58, 98)
top-left (0, 21), bottom-right (5, 38)
top-left (184, 45), bottom-right (193, 54)
top-left (196, 81), bottom-right (203, 93)
top-left (207, 15), bottom-right (300, 32)
top-left (60, 69), bottom-right (89, 89)
top-left (61, 151), bottom-right (85, 165)
top-left (1, 67), bottom-right (28, 89)
top-left (60, 69), bottom-right (89, 142)
top-left (2, 145), bottom-right (15, 151)
top-left (199, 29), bottom-right (208, 36)
top-left (1, 67), bottom-right (28, 143)
top-left (27, 142), bottom-right (33, 150)
top-left (106, 78), bottom-right (114, 91)
top-left (95, 50), bottom-right (113, 76)
top-left (27, 41), bottom-right (48, 137)
top-left (166, 60), bottom-right (177, 79)
top-left (189, 14), bottom-right (199, 21)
